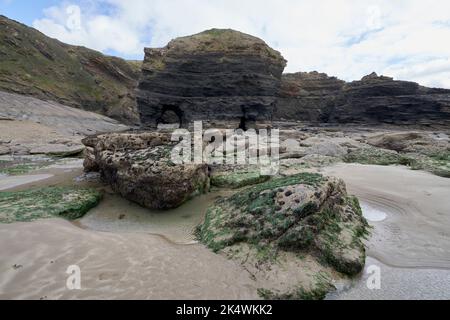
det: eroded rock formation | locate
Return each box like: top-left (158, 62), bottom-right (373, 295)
top-left (137, 29), bottom-right (286, 129)
top-left (276, 72), bottom-right (450, 127)
top-left (276, 72), bottom-right (346, 123)
top-left (198, 173), bottom-right (369, 298)
top-left (82, 132), bottom-right (210, 209)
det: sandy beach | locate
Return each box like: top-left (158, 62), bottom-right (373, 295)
top-left (0, 160), bottom-right (449, 299)
top-left (322, 164), bottom-right (450, 269)
top-left (0, 219), bottom-right (258, 300)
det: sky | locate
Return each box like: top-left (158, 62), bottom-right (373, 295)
top-left (1, 0), bottom-right (450, 88)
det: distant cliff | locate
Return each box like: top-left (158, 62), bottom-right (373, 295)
top-left (276, 72), bottom-right (450, 127)
top-left (137, 29), bottom-right (287, 129)
top-left (1, 14), bottom-right (449, 128)
top-left (0, 15), bottom-right (141, 124)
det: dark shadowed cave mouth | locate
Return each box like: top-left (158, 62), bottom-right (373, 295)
top-left (157, 106), bottom-right (184, 128)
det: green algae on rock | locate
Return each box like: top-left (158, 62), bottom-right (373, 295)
top-left (344, 146), bottom-right (412, 166)
top-left (408, 151), bottom-right (450, 178)
top-left (197, 173), bottom-right (369, 299)
top-left (344, 146), bottom-right (450, 178)
top-left (0, 163), bottom-right (38, 176)
top-left (210, 170), bottom-right (271, 189)
top-left (0, 187), bottom-right (102, 223)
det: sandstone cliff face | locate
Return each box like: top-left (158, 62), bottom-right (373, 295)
top-left (276, 72), bottom-right (450, 127)
top-left (137, 29), bottom-right (286, 129)
top-left (0, 15), bottom-right (141, 124)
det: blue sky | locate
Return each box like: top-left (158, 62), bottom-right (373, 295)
top-left (0, 0), bottom-right (59, 25)
top-left (1, 0), bottom-right (450, 88)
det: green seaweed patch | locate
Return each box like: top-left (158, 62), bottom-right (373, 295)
top-left (0, 187), bottom-right (102, 223)
top-left (211, 171), bottom-right (270, 189)
top-left (198, 173), bottom-right (325, 253)
top-left (345, 147), bottom-right (450, 178)
top-left (409, 152), bottom-right (450, 178)
top-left (344, 147), bottom-right (413, 166)
top-left (229, 173), bottom-right (324, 208)
top-left (0, 164), bottom-right (39, 176)
top-left (315, 197), bottom-right (370, 275)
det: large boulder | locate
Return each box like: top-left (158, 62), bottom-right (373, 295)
top-left (197, 173), bottom-right (369, 299)
top-left (137, 29), bottom-right (286, 129)
top-left (82, 132), bottom-right (210, 209)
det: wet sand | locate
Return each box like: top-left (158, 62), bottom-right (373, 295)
top-left (321, 164), bottom-right (450, 300)
top-left (322, 164), bottom-right (450, 269)
top-left (0, 174), bottom-right (54, 191)
top-left (328, 257), bottom-right (450, 300)
top-left (79, 190), bottom-right (234, 244)
top-left (0, 162), bottom-right (259, 299)
top-left (0, 219), bottom-right (258, 300)
top-left (1, 160), bottom-right (449, 299)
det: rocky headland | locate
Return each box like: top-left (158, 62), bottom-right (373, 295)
top-left (137, 29), bottom-right (286, 129)
top-left (277, 71), bottom-right (450, 127)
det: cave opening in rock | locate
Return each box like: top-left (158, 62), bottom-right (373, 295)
top-left (157, 106), bottom-right (183, 128)
top-left (239, 116), bottom-right (247, 131)
top-left (239, 106), bottom-right (248, 131)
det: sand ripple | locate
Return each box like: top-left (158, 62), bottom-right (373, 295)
top-left (0, 219), bottom-right (258, 300)
top-left (323, 163), bottom-right (450, 269)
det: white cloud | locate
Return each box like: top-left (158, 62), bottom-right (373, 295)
top-left (32, 0), bottom-right (450, 88)
top-left (33, 2), bottom-right (144, 55)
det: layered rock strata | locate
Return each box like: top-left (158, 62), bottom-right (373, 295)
top-left (276, 72), bottom-right (450, 127)
top-left (137, 29), bottom-right (286, 129)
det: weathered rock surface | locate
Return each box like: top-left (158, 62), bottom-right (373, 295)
top-left (82, 132), bottom-right (210, 209)
top-left (0, 187), bottom-right (101, 223)
top-left (276, 72), bottom-right (450, 127)
top-left (0, 91), bottom-right (129, 155)
top-left (198, 173), bottom-right (369, 299)
top-left (210, 169), bottom-right (271, 189)
top-left (0, 15), bottom-right (141, 124)
top-left (276, 72), bottom-right (346, 122)
top-left (137, 29), bottom-right (286, 129)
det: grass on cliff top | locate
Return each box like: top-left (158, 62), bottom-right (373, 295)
top-left (170, 28), bottom-right (284, 61)
top-left (0, 187), bottom-right (102, 223)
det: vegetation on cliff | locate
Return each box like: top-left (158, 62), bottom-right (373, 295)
top-left (0, 15), bottom-right (140, 124)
